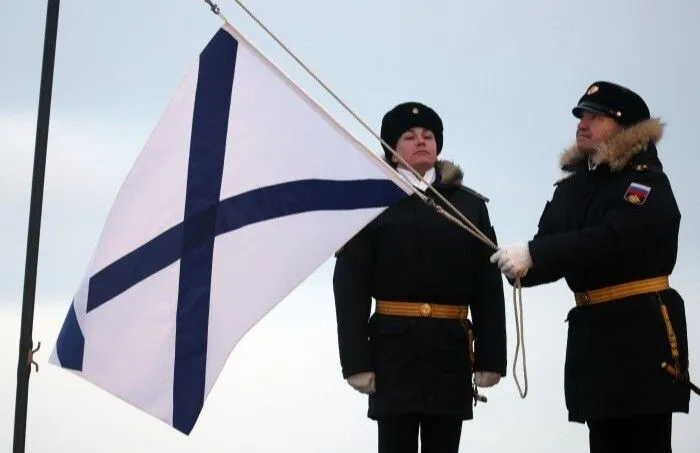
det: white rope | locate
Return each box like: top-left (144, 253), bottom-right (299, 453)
top-left (512, 280), bottom-right (528, 398)
top-left (200, 0), bottom-right (527, 399)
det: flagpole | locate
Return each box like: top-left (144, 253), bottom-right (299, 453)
top-left (13, 1), bottom-right (61, 452)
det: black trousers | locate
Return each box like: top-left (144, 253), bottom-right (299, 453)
top-left (587, 413), bottom-right (672, 453)
top-left (377, 415), bottom-right (463, 453)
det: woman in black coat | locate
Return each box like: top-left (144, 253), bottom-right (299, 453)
top-left (333, 101), bottom-right (507, 453)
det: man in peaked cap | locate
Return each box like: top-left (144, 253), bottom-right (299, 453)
top-left (491, 81), bottom-right (692, 452)
top-left (333, 101), bottom-right (507, 453)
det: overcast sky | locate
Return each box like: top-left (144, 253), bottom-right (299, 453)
top-left (1, 0), bottom-right (699, 451)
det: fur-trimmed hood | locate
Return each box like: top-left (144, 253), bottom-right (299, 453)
top-left (559, 118), bottom-right (664, 172)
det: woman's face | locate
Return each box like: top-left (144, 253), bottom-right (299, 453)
top-left (393, 126), bottom-right (437, 175)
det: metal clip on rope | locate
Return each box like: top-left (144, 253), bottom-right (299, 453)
top-left (203, 0), bottom-right (220, 14)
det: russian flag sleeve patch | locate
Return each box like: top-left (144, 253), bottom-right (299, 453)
top-left (624, 182), bottom-right (652, 205)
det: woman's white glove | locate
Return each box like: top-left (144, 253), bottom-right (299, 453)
top-left (473, 371), bottom-right (501, 388)
top-left (346, 371), bottom-right (376, 395)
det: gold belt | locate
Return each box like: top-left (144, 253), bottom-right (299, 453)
top-left (375, 300), bottom-right (468, 320)
top-left (572, 276), bottom-right (695, 393)
top-left (574, 276), bottom-right (670, 307)
top-left (376, 300), bottom-right (479, 399)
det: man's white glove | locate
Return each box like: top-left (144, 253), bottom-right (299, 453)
top-left (489, 242), bottom-right (533, 279)
top-left (473, 371), bottom-right (501, 388)
top-left (346, 371), bottom-right (376, 395)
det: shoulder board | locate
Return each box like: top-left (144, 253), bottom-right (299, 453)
top-left (458, 185), bottom-right (489, 203)
top-left (554, 172), bottom-right (575, 186)
top-left (629, 163), bottom-right (662, 173)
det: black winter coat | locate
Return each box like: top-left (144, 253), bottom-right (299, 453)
top-left (521, 118), bottom-right (691, 423)
top-left (333, 160), bottom-right (507, 421)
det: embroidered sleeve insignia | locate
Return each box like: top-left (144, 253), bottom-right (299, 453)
top-left (624, 182), bottom-right (651, 205)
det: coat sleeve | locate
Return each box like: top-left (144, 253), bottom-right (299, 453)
top-left (332, 224), bottom-right (375, 378)
top-left (527, 170), bottom-right (679, 277)
top-left (518, 192), bottom-right (568, 287)
top-left (470, 201), bottom-right (508, 375)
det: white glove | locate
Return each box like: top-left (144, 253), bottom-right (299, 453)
top-left (346, 371), bottom-right (376, 395)
top-left (489, 242), bottom-right (533, 279)
top-left (474, 371), bottom-right (501, 388)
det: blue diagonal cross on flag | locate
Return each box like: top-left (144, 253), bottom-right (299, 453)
top-left (50, 24), bottom-right (411, 435)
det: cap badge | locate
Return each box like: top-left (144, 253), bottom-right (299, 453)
top-left (412, 107), bottom-right (419, 114)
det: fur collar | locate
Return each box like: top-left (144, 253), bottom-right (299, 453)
top-left (559, 118), bottom-right (664, 172)
top-left (381, 157), bottom-right (464, 186)
top-left (381, 157), bottom-right (489, 201)
top-left (436, 160), bottom-right (463, 186)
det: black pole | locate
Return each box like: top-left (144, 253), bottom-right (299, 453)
top-left (13, 1), bottom-right (60, 452)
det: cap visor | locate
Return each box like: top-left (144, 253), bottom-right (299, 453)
top-left (572, 102), bottom-right (611, 118)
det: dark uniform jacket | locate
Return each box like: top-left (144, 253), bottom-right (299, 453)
top-left (520, 118), bottom-right (691, 423)
top-left (333, 160), bottom-right (507, 420)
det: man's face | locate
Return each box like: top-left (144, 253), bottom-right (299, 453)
top-left (576, 111), bottom-right (620, 154)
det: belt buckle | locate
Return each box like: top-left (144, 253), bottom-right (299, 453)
top-left (419, 303), bottom-right (432, 317)
top-left (575, 292), bottom-right (590, 307)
